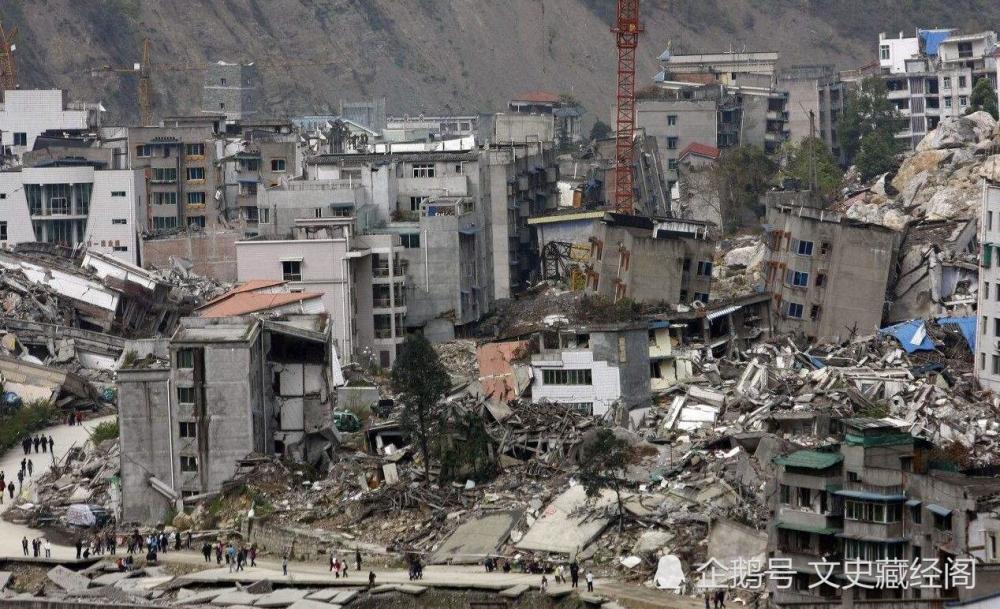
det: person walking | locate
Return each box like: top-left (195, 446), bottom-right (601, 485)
top-left (40, 436), bottom-right (47, 454)
top-left (368, 571), bottom-right (375, 588)
top-left (31, 437), bottom-right (38, 453)
top-left (714, 589), bottom-right (726, 609)
top-left (216, 543), bottom-right (223, 565)
top-left (21, 537), bottom-right (28, 557)
top-left (282, 554), bottom-right (288, 576)
top-left (202, 542), bottom-right (212, 563)
top-left (585, 571), bottom-right (594, 592)
top-left (540, 575), bottom-right (548, 593)
top-left (355, 548), bottom-right (362, 572)
top-left (21, 437), bottom-right (29, 455)
top-left (26, 459), bottom-right (32, 477)
top-left (250, 545), bottom-right (257, 567)
top-left (44, 539), bottom-right (51, 558)
top-left (8, 481), bottom-right (15, 499)
top-left (569, 561), bottom-right (579, 588)
top-left (75, 539), bottom-right (83, 560)
top-left (17, 469), bottom-right (24, 490)
top-left (48, 436), bottom-right (54, 453)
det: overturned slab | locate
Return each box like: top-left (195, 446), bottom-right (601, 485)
top-left (515, 485), bottom-right (616, 555)
top-left (430, 510), bottom-right (522, 564)
top-left (254, 588), bottom-right (310, 607)
top-left (47, 565), bottom-right (91, 592)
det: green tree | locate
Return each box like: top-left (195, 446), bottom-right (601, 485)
top-left (577, 428), bottom-right (638, 533)
top-left (968, 77), bottom-right (998, 119)
top-left (781, 137), bottom-right (843, 198)
top-left (837, 76), bottom-right (903, 176)
top-left (390, 335), bottom-right (450, 483)
top-left (712, 145), bottom-right (777, 233)
top-left (589, 120), bottom-right (612, 141)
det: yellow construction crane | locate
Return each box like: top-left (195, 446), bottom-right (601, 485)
top-left (0, 21), bottom-right (18, 95)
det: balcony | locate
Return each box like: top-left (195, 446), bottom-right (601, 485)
top-left (421, 198), bottom-right (474, 217)
top-left (777, 507), bottom-right (842, 533)
top-left (842, 519), bottom-right (905, 540)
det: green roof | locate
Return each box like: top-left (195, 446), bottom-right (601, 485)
top-left (773, 450), bottom-right (844, 470)
top-left (775, 521), bottom-right (841, 536)
top-left (843, 432), bottom-right (913, 447)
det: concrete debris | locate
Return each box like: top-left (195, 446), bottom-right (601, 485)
top-left (46, 566), bottom-right (92, 593)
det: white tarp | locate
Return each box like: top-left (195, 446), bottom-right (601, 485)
top-left (66, 504), bottom-right (97, 527)
top-left (654, 554), bottom-right (685, 592)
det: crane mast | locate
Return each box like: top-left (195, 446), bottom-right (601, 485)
top-left (612, 0), bottom-right (642, 214)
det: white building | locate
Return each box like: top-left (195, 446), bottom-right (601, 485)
top-left (978, 181), bottom-right (1000, 393)
top-left (879, 32), bottom-right (921, 74)
top-left (0, 90), bottom-right (100, 158)
top-left (0, 164), bottom-right (145, 264)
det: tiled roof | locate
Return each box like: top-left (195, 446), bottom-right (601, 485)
top-left (511, 91), bottom-right (562, 104)
top-left (197, 280), bottom-right (322, 317)
top-left (773, 450), bottom-right (843, 470)
top-left (678, 142), bottom-right (721, 161)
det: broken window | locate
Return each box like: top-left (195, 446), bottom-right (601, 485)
top-left (679, 289), bottom-right (688, 302)
top-left (186, 167), bottom-right (206, 181)
top-left (959, 76), bottom-right (967, 88)
top-left (258, 208), bottom-right (270, 224)
top-left (694, 292), bottom-right (709, 303)
top-left (185, 143), bottom-right (205, 156)
top-left (270, 159), bottom-right (286, 172)
top-left (282, 260), bottom-right (302, 282)
top-left (819, 242), bottom-right (831, 255)
top-left (785, 270), bottom-right (809, 287)
top-left (176, 349), bottom-right (195, 369)
top-left (810, 305), bottom-right (822, 321)
top-left (779, 484), bottom-right (790, 504)
top-left (933, 511), bottom-right (952, 531)
top-left (798, 487), bottom-right (811, 509)
top-left (411, 163), bottom-right (435, 178)
top-left (188, 216), bottom-right (206, 229)
top-left (180, 456), bottom-right (198, 472)
top-left (179, 422), bottom-right (197, 439)
top-left (177, 387), bottom-right (195, 404)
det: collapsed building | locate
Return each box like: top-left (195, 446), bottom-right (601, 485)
top-left (118, 314), bottom-right (340, 523)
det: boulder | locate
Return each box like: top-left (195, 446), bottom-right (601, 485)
top-left (916, 113), bottom-right (996, 152)
top-left (723, 245), bottom-right (760, 269)
top-left (47, 566), bottom-right (91, 593)
top-left (892, 149), bottom-right (952, 193)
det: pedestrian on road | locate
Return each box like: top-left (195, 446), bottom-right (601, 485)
top-left (31, 437), bottom-right (38, 453)
top-left (714, 589), bottom-right (726, 609)
top-left (704, 592), bottom-right (711, 609)
top-left (75, 539), bottom-right (83, 560)
top-left (570, 561), bottom-right (579, 588)
top-left (356, 548), bottom-right (362, 572)
top-left (368, 571), bottom-right (375, 588)
top-left (21, 437), bottom-right (29, 455)
top-left (541, 575), bottom-right (548, 592)
top-left (282, 554), bottom-right (288, 576)
top-left (21, 537), bottom-right (28, 557)
top-left (174, 531), bottom-right (181, 551)
top-left (585, 571), bottom-right (594, 592)
top-left (17, 469), bottom-right (24, 489)
top-left (44, 540), bottom-right (51, 558)
top-left (215, 543), bottom-right (223, 565)
top-left (7, 481), bottom-right (14, 499)
top-left (40, 435), bottom-right (47, 454)
top-left (202, 542), bottom-right (212, 562)
top-left (186, 531), bottom-right (193, 549)
top-left (20, 458), bottom-right (25, 474)
top-left (48, 436), bottom-right (54, 453)
top-left (27, 459), bottom-right (32, 477)
top-left (250, 545), bottom-right (257, 567)
top-left (31, 538), bottom-right (38, 557)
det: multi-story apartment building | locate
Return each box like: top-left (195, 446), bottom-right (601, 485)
top-left (586, 213), bottom-right (714, 305)
top-left (777, 65), bottom-right (848, 161)
top-left (126, 116), bottom-right (226, 232)
top-left (0, 163), bottom-right (145, 265)
top-left (118, 314), bottom-right (336, 523)
top-left (977, 181), bottom-right (1000, 393)
top-left (770, 417), bottom-right (1000, 605)
top-left (528, 322), bottom-right (650, 416)
top-left (384, 114), bottom-right (481, 142)
top-left (201, 61), bottom-right (260, 121)
top-left (236, 217), bottom-right (407, 368)
top-left (0, 89), bottom-right (102, 160)
top-left (508, 92), bottom-right (583, 148)
top-left (878, 30), bottom-right (999, 149)
top-left (763, 191), bottom-right (900, 343)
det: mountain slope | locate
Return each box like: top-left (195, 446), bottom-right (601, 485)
top-left (3, 0), bottom-right (1000, 124)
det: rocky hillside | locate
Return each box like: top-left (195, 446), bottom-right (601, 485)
top-left (4, 0), bottom-right (1000, 123)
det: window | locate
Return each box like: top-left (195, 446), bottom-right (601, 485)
top-left (180, 456), bottom-right (198, 472)
top-left (542, 369), bottom-right (593, 385)
top-left (270, 159), bottom-right (286, 172)
top-left (879, 45), bottom-right (890, 60)
top-left (179, 422), bottom-right (197, 439)
top-left (282, 260), bottom-right (302, 281)
top-left (667, 114), bottom-right (677, 126)
top-left (991, 211), bottom-right (995, 231)
top-left (815, 273), bottom-right (826, 287)
top-left (987, 282), bottom-right (992, 300)
top-left (153, 216), bottom-right (178, 230)
top-left (409, 196), bottom-right (428, 212)
top-left (220, 77), bottom-right (227, 86)
top-left (960, 95), bottom-right (969, 107)
top-left (13, 132), bottom-right (26, 146)
top-left (220, 102), bottom-right (225, 110)
top-left (696, 261), bottom-right (713, 276)
top-left (943, 76), bottom-right (952, 90)
top-left (176, 348), bottom-right (194, 369)
top-left (314, 208), bottom-right (323, 219)
top-left (945, 97), bottom-right (953, 109)
top-left (454, 163), bottom-right (463, 174)
top-left (787, 302), bottom-right (804, 319)
top-left (984, 316), bottom-right (989, 335)
top-left (779, 484), bottom-right (790, 504)
top-left (994, 317), bottom-right (1000, 337)
top-left (667, 158), bottom-right (678, 170)
top-left (411, 163), bottom-right (435, 178)
top-left (113, 245), bottom-right (128, 252)
top-left (258, 208), bottom-right (270, 224)
top-left (667, 137), bottom-right (678, 150)
top-left (994, 355), bottom-right (1000, 376)
top-left (111, 218), bottom-right (127, 225)
top-left (798, 487), bottom-right (811, 508)
top-left (239, 182), bottom-right (258, 197)
top-left (694, 292), bottom-right (709, 303)
top-left (810, 305), bottom-right (822, 321)
top-left (400, 233), bottom-right (421, 248)
top-left (177, 386), bottom-right (195, 404)
top-left (186, 192), bottom-right (205, 206)
top-left (933, 511), bottom-right (952, 531)
top-left (786, 270), bottom-right (809, 287)
top-left (188, 216), bottom-right (206, 228)
top-left (185, 143), bottom-right (205, 156)
top-left (152, 168), bottom-right (177, 183)
top-left (681, 257), bottom-right (691, 272)
top-left (618, 336), bottom-right (627, 362)
top-left (49, 197), bottom-right (69, 215)
top-left (959, 76), bottom-right (967, 89)
top-left (153, 192), bottom-right (178, 206)
top-left (845, 500), bottom-right (901, 523)
top-left (957, 42), bottom-right (973, 58)
top-left (0, 221), bottom-right (6, 241)
top-left (796, 240), bottom-right (814, 256)
top-left (186, 167), bottom-right (205, 181)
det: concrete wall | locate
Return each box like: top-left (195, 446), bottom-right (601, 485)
top-left (118, 367), bottom-right (173, 523)
top-left (142, 230), bottom-right (239, 282)
top-left (636, 99), bottom-right (717, 184)
top-left (978, 184), bottom-right (1000, 392)
top-left (0, 90), bottom-right (92, 158)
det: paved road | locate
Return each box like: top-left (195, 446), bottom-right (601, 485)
top-left (0, 414), bottom-right (115, 559)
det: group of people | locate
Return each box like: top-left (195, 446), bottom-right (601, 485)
top-left (66, 411), bottom-right (84, 426)
top-left (114, 555), bottom-right (136, 572)
top-left (21, 434), bottom-right (53, 456)
top-left (328, 548), bottom-right (363, 577)
top-left (483, 556), bottom-right (593, 591)
top-left (21, 536), bottom-right (51, 558)
top-left (74, 535), bottom-right (117, 560)
top-left (1, 456), bottom-right (36, 503)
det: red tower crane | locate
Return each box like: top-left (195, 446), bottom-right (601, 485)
top-left (612, 0), bottom-right (642, 214)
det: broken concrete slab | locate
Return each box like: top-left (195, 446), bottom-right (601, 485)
top-left (174, 588), bottom-right (236, 606)
top-left (212, 590), bottom-right (265, 606)
top-left (0, 572), bottom-right (10, 590)
top-left (246, 580), bottom-right (274, 595)
top-left (516, 484), bottom-right (616, 555)
top-left (254, 588), bottom-right (310, 608)
top-left (304, 589), bottom-right (339, 602)
top-left (286, 600), bottom-right (342, 609)
top-left (430, 509), bottom-right (522, 564)
top-left (499, 584), bottom-right (530, 598)
top-left (579, 593), bottom-right (608, 605)
top-left (329, 590), bottom-right (357, 605)
top-left (47, 565), bottom-right (91, 592)
top-left (393, 584), bottom-right (426, 595)
top-left (92, 571), bottom-right (136, 586)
